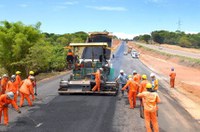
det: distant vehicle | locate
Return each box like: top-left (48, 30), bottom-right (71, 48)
top-left (131, 50), bottom-right (139, 58)
top-left (124, 51), bottom-right (128, 55)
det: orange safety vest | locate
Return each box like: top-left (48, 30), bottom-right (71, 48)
top-left (169, 71), bottom-right (176, 79)
top-left (0, 94), bottom-right (18, 109)
top-left (139, 80), bottom-right (149, 93)
top-left (19, 79), bottom-right (34, 95)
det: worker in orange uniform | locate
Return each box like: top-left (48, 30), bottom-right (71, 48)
top-left (15, 71), bottom-right (22, 94)
top-left (132, 70), bottom-right (141, 92)
top-left (0, 92), bottom-right (21, 126)
top-left (92, 69), bottom-right (102, 92)
top-left (137, 83), bottom-right (161, 132)
top-left (150, 73), bottom-right (159, 92)
top-left (19, 76), bottom-right (35, 107)
top-left (121, 75), bottom-right (139, 109)
top-left (66, 49), bottom-right (74, 69)
top-left (6, 75), bottom-right (18, 103)
top-left (28, 71), bottom-right (37, 95)
top-left (1, 74), bottom-right (9, 95)
top-left (139, 74), bottom-right (149, 118)
top-left (169, 67), bottom-right (176, 88)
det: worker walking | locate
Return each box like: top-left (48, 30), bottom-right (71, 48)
top-left (6, 75), bottom-right (18, 103)
top-left (1, 74), bottom-right (9, 95)
top-left (28, 71), bottom-right (37, 95)
top-left (150, 73), bottom-right (159, 92)
top-left (139, 74), bottom-right (149, 118)
top-left (115, 70), bottom-right (128, 96)
top-left (0, 92), bottom-right (21, 126)
top-left (169, 67), bottom-right (176, 88)
top-left (19, 76), bottom-right (35, 107)
top-left (121, 75), bottom-right (139, 109)
top-left (137, 83), bottom-right (161, 132)
top-left (92, 69), bottom-right (101, 92)
top-left (15, 71), bottom-right (22, 94)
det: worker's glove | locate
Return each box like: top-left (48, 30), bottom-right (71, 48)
top-left (17, 110), bottom-right (21, 113)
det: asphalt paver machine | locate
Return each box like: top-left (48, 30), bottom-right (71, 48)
top-left (58, 32), bottom-right (118, 95)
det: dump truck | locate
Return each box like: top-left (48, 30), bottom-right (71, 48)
top-left (58, 32), bottom-right (118, 95)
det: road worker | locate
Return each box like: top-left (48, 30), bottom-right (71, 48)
top-left (0, 92), bottom-right (21, 126)
top-left (1, 74), bottom-right (9, 95)
top-left (139, 74), bottom-right (149, 118)
top-left (6, 75), bottom-right (18, 103)
top-left (0, 77), bottom-right (1, 95)
top-left (66, 49), bottom-right (74, 69)
top-left (121, 75), bottom-right (139, 109)
top-left (132, 70), bottom-right (141, 93)
top-left (115, 70), bottom-right (128, 96)
top-left (169, 67), bottom-right (176, 88)
top-left (15, 71), bottom-right (22, 93)
top-left (92, 69), bottom-right (102, 92)
top-left (150, 73), bottom-right (159, 92)
top-left (19, 76), bottom-right (35, 107)
top-left (137, 83), bottom-right (160, 132)
top-left (132, 70), bottom-right (141, 84)
top-left (28, 71), bottom-right (36, 94)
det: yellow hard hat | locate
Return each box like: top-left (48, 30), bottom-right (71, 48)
top-left (142, 74), bottom-right (147, 80)
top-left (16, 71), bottom-right (21, 74)
top-left (146, 83), bottom-right (152, 89)
top-left (128, 75), bottom-right (132, 78)
top-left (29, 71), bottom-right (34, 75)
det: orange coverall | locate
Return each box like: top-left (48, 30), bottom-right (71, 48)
top-left (139, 80), bottom-right (149, 107)
top-left (6, 81), bottom-right (18, 103)
top-left (133, 74), bottom-right (141, 92)
top-left (0, 94), bottom-right (19, 125)
top-left (19, 79), bottom-right (35, 107)
top-left (137, 91), bottom-right (161, 132)
top-left (92, 70), bottom-right (101, 92)
top-left (15, 74), bottom-right (22, 90)
top-left (1, 78), bottom-right (8, 95)
top-left (122, 79), bottom-right (138, 108)
top-left (169, 71), bottom-right (176, 88)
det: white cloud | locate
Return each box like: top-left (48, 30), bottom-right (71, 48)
top-left (113, 32), bottom-right (137, 39)
top-left (64, 1), bottom-right (79, 5)
top-left (86, 6), bottom-right (127, 11)
top-left (19, 4), bottom-right (28, 8)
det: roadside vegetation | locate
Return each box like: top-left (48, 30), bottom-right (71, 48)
top-left (0, 21), bottom-right (88, 77)
top-left (134, 30), bottom-right (200, 49)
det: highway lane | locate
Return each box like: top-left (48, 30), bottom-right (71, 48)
top-left (7, 42), bottom-right (200, 132)
top-left (135, 42), bottom-right (200, 59)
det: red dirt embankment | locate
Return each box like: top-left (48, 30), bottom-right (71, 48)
top-left (128, 41), bottom-right (200, 104)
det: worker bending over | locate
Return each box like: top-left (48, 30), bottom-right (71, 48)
top-left (121, 75), bottom-right (138, 109)
top-left (19, 76), bottom-right (35, 107)
top-left (0, 92), bottom-right (21, 126)
top-left (169, 67), bottom-right (176, 88)
top-left (137, 83), bottom-right (160, 132)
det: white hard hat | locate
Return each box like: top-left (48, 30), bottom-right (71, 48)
top-left (150, 73), bottom-right (155, 77)
top-left (29, 76), bottom-right (35, 81)
top-left (2, 74), bottom-right (8, 78)
top-left (7, 92), bottom-right (14, 99)
top-left (132, 70), bottom-right (137, 74)
top-left (99, 68), bottom-right (103, 71)
top-left (120, 70), bottom-right (124, 73)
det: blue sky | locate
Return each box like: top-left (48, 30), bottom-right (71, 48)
top-left (0, 0), bottom-right (200, 39)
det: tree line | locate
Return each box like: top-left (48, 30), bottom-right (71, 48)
top-left (133, 30), bottom-right (200, 48)
top-left (0, 21), bottom-right (88, 77)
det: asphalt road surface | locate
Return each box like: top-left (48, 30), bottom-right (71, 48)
top-left (5, 42), bottom-right (200, 132)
